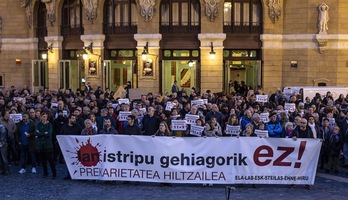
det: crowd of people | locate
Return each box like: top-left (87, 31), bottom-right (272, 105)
top-left (0, 82), bottom-right (347, 187)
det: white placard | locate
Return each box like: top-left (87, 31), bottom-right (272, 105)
top-left (171, 120), bottom-right (187, 131)
top-left (10, 114), bottom-right (22, 123)
top-left (328, 118), bottom-right (336, 130)
top-left (112, 104), bottom-right (118, 109)
top-left (118, 98), bottom-right (130, 105)
top-left (255, 129), bottom-right (269, 138)
top-left (284, 103), bottom-right (296, 112)
top-left (13, 97), bottom-right (23, 102)
top-left (191, 99), bottom-right (204, 108)
top-left (139, 108), bottom-right (146, 116)
top-left (260, 113), bottom-right (270, 123)
top-left (51, 103), bottom-right (58, 108)
top-left (118, 112), bottom-right (132, 121)
top-left (225, 125), bottom-right (240, 135)
top-left (190, 125), bottom-right (205, 137)
top-left (202, 99), bottom-right (208, 105)
top-left (256, 95), bottom-right (268, 103)
top-left (166, 102), bottom-right (174, 111)
top-left (185, 114), bottom-right (200, 125)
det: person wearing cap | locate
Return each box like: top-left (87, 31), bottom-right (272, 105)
top-left (17, 112), bottom-right (37, 174)
top-left (266, 112), bottom-right (283, 138)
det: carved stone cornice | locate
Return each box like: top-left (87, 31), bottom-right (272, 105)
top-left (18, 0), bottom-right (32, 28)
top-left (82, 0), bottom-right (99, 23)
top-left (267, 0), bottom-right (282, 24)
top-left (137, 0), bottom-right (155, 22)
top-left (41, 0), bottom-right (56, 26)
top-left (204, 0), bottom-right (219, 22)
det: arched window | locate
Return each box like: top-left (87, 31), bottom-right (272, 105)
top-left (36, 2), bottom-right (47, 38)
top-left (61, 0), bottom-right (83, 36)
top-left (160, 0), bottom-right (200, 34)
top-left (223, 0), bottom-right (262, 34)
top-left (103, 0), bottom-right (137, 34)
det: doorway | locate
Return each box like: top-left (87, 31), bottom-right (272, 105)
top-left (31, 60), bottom-right (48, 93)
top-left (224, 60), bottom-right (261, 93)
top-left (162, 60), bottom-right (196, 95)
top-left (103, 60), bottom-right (134, 92)
top-left (58, 60), bottom-right (85, 91)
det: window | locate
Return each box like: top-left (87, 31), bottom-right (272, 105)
top-left (61, 0), bottom-right (83, 36)
top-left (160, 0), bottom-right (200, 34)
top-left (104, 0), bottom-right (137, 34)
top-left (36, 2), bottom-right (47, 38)
top-left (223, 0), bottom-right (262, 34)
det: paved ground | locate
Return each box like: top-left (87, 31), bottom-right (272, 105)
top-left (1, 164), bottom-right (348, 200)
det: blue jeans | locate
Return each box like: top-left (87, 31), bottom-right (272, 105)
top-left (20, 145), bottom-right (37, 169)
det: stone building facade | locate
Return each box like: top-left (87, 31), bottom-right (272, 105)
top-left (0, 0), bottom-right (347, 96)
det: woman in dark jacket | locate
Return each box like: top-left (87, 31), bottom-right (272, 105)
top-left (35, 112), bottom-right (56, 178)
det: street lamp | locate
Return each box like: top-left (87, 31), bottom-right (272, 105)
top-left (41, 53), bottom-right (47, 60)
top-left (210, 42), bottom-right (216, 60)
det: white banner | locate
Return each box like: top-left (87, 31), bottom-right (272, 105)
top-left (284, 103), bottom-right (296, 112)
top-left (58, 136), bottom-right (321, 185)
top-left (185, 114), bottom-right (200, 125)
top-left (171, 120), bottom-right (187, 131)
top-left (139, 108), bottom-right (146, 116)
top-left (260, 113), bottom-right (270, 123)
top-left (190, 125), bottom-right (205, 137)
top-left (256, 95), bottom-right (268, 103)
top-left (225, 125), bottom-right (240, 135)
top-left (118, 112), bottom-right (131, 121)
top-left (10, 114), bottom-right (22, 123)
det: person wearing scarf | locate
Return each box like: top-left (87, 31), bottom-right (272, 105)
top-left (81, 119), bottom-right (97, 135)
top-left (308, 115), bottom-right (320, 139)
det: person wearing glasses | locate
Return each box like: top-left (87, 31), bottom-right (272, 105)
top-left (123, 115), bottom-right (141, 135)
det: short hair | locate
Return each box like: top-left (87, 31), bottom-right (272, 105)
top-left (128, 115), bottom-right (135, 120)
top-left (245, 123), bottom-right (254, 130)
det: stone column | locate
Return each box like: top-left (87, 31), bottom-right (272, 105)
top-left (81, 34), bottom-right (105, 88)
top-left (134, 33), bottom-right (162, 95)
top-left (44, 36), bottom-right (63, 91)
top-left (198, 33), bottom-right (226, 94)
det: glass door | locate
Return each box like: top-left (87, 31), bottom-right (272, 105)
top-left (103, 60), bottom-right (112, 91)
top-left (31, 60), bottom-right (48, 93)
top-left (162, 60), bottom-right (196, 95)
top-left (58, 60), bottom-right (81, 91)
top-left (103, 60), bottom-right (134, 92)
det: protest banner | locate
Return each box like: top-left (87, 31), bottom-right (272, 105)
top-left (225, 125), bottom-right (240, 136)
top-left (284, 103), bottom-right (296, 112)
top-left (256, 95), bottom-right (268, 103)
top-left (171, 120), bottom-right (186, 131)
top-left (118, 112), bottom-right (131, 121)
top-left (190, 125), bottom-right (205, 137)
top-left (260, 113), bottom-right (270, 123)
top-left (112, 104), bottom-right (118, 109)
top-left (185, 114), bottom-right (200, 125)
top-left (58, 135), bottom-right (321, 185)
top-left (255, 130), bottom-right (269, 138)
top-left (10, 114), bottom-right (22, 123)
